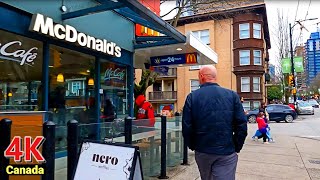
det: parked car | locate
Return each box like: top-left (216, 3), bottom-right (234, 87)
top-left (296, 101), bottom-right (314, 115)
top-left (247, 104), bottom-right (298, 123)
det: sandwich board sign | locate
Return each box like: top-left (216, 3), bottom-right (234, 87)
top-left (73, 141), bottom-right (143, 180)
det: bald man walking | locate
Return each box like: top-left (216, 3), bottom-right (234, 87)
top-left (182, 65), bottom-right (247, 180)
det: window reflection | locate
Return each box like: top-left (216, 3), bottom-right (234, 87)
top-left (100, 59), bottom-right (128, 119)
top-left (49, 45), bottom-right (96, 149)
top-left (0, 30), bottom-right (43, 111)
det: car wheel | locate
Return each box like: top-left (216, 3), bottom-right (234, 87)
top-left (248, 115), bottom-right (256, 123)
top-left (285, 114), bottom-right (294, 123)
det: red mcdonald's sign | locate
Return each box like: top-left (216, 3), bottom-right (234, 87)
top-left (185, 53), bottom-right (197, 64)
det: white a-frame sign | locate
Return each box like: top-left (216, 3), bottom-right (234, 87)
top-left (73, 142), bottom-right (143, 180)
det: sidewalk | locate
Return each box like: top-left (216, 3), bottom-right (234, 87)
top-left (157, 135), bottom-right (320, 180)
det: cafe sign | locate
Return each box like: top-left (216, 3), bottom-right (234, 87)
top-left (0, 41), bottom-right (38, 67)
top-left (29, 13), bottom-right (122, 57)
top-left (73, 142), bottom-right (143, 180)
top-left (104, 68), bottom-right (125, 81)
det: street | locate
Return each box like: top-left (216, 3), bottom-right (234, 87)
top-left (264, 108), bottom-right (320, 140)
top-left (163, 108), bottom-right (320, 180)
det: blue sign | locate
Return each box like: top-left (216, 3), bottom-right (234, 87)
top-left (150, 53), bottom-right (197, 66)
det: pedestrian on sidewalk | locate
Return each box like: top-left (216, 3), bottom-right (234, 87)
top-left (182, 65), bottom-right (248, 180)
top-left (256, 112), bottom-right (269, 144)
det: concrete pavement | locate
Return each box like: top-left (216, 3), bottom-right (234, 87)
top-left (160, 131), bottom-right (320, 180)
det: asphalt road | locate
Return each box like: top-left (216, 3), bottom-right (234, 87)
top-left (248, 108), bottom-right (320, 139)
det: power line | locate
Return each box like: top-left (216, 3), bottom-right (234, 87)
top-left (304, 0), bottom-right (311, 20)
top-left (294, 0), bottom-right (300, 23)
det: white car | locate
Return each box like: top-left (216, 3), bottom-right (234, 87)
top-left (297, 102), bottom-right (314, 115)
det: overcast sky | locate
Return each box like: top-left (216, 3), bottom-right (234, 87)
top-left (265, 0), bottom-right (320, 65)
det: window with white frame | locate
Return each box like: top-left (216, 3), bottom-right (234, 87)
top-left (72, 81), bottom-right (81, 96)
top-left (253, 77), bottom-right (260, 92)
top-left (239, 23), bottom-right (250, 39)
top-left (253, 23), bottom-right (261, 39)
top-left (240, 50), bottom-right (250, 65)
top-left (242, 101), bottom-right (251, 111)
top-left (190, 65), bottom-right (202, 70)
top-left (241, 77), bottom-right (250, 92)
top-left (190, 80), bottom-right (200, 92)
top-left (253, 50), bottom-right (262, 65)
top-left (192, 30), bottom-right (210, 45)
top-left (253, 101), bottom-right (261, 109)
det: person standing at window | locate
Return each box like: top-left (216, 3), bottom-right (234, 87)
top-left (102, 99), bottom-right (116, 122)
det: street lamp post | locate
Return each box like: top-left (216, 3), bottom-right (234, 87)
top-left (289, 18), bottom-right (318, 107)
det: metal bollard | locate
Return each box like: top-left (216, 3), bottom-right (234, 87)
top-left (158, 116), bottom-right (168, 179)
top-left (181, 140), bottom-right (189, 165)
top-left (42, 120), bottom-right (56, 180)
top-left (67, 120), bottom-right (79, 180)
top-left (124, 117), bottom-right (133, 144)
top-left (0, 118), bottom-right (12, 180)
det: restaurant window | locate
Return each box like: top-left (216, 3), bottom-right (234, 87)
top-left (0, 30), bottom-right (43, 111)
top-left (49, 45), bottom-right (96, 149)
top-left (253, 77), bottom-right (260, 92)
top-left (239, 23), bottom-right (250, 39)
top-left (254, 50), bottom-right (262, 65)
top-left (241, 77), bottom-right (250, 92)
top-left (100, 60), bottom-right (128, 119)
top-left (240, 50), bottom-right (250, 65)
top-left (190, 80), bottom-right (200, 92)
top-left (253, 23), bottom-right (261, 39)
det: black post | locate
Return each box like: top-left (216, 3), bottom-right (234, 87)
top-left (67, 120), bottom-right (79, 180)
top-left (158, 116), bottom-right (168, 179)
top-left (124, 117), bottom-right (133, 144)
top-left (0, 119), bottom-right (12, 180)
top-left (181, 140), bottom-right (189, 165)
top-left (42, 121), bottom-right (55, 180)
top-left (289, 23), bottom-right (297, 106)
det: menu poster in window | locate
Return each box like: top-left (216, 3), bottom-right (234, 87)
top-left (102, 63), bottom-right (126, 87)
top-left (73, 142), bottom-right (143, 180)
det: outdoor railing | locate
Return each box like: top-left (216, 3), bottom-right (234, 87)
top-left (157, 68), bottom-right (177, 78)
top-left (149, 91), bottom-right (177, 101)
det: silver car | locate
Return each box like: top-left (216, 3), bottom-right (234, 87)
top-left (297, 102), bottom-right (314, 115)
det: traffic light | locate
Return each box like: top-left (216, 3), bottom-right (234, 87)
top-left (288, 75), bottom-right (294, 86)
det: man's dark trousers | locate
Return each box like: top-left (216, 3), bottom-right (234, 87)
top-left (195, 151), bottom-right (238, 180)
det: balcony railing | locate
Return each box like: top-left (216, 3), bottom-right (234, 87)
top-left (149, 91), bottom-right (177, 101)
top-left (157, 68), bottom-right (177, 78)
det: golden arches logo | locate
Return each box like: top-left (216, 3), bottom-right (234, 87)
top-left (186, 53), bottom-right (197, 64)
top-left (155, 58), bottom-right (161, 64)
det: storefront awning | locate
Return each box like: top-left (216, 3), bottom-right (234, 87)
top-left (134, 32), bottom-right (218, 68)
top-left (61, 0), bottom-right (186, 48)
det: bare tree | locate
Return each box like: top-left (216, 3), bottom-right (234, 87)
top-left (160, 0), bottom-right (264, 27)
top-left (272, 9), bottom-right (290, 103)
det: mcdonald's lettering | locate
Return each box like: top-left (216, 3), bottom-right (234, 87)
top-left (186, 53), bottom-right (197, 64)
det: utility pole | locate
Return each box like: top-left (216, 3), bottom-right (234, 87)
top-left (289, 23), bottom-right (297, 106)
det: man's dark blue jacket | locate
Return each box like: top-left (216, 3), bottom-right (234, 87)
top-left (182, 83), bottom-right (248, 155)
